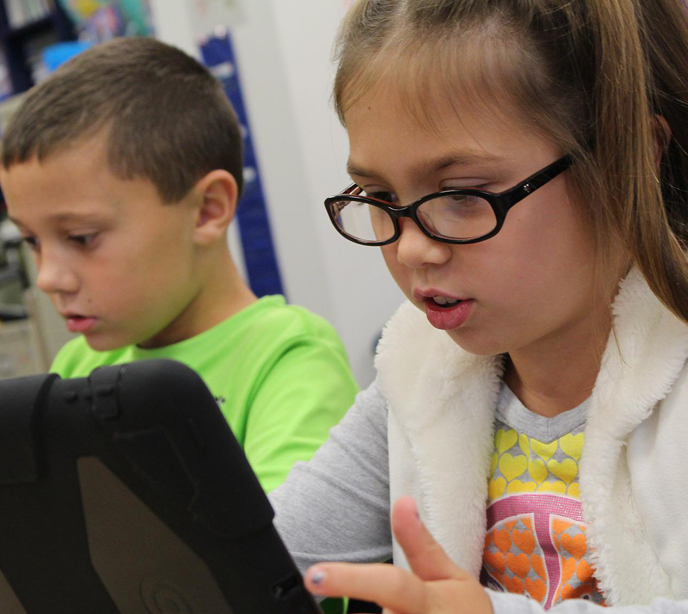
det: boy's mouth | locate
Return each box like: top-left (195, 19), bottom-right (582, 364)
top-left (63, 314), bottom-right (98, 333)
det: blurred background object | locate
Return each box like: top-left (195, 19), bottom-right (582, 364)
top-left (57, 0), bottom-right (152, 38)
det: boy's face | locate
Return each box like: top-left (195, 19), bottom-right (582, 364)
top-left (0, 134), bottom-right (206, 351)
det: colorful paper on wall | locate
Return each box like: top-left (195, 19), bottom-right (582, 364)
top-left (57, 0), bottom-right (152, 38)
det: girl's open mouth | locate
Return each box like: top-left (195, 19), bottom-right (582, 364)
top-left (430, 296), bottom-right (462, 308)
top-left (424, 298), bottom-right (474, 330)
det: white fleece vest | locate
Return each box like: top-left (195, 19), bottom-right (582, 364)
top-left (375, 268), bottom-right (688, 606)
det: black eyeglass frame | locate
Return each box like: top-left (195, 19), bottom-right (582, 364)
top-left (324, 155), bottom-right (573, 246)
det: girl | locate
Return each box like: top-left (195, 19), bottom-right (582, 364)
top-left (270, 0), bottom-right (688, 612)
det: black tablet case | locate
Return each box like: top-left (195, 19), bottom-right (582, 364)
top-left (0, 359), bottom-right (322, 614)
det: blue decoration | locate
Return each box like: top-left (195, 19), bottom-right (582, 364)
top-left (42, 41), bottom-right (93, 72)
top-left (200, 29), bottom-right (285, 298)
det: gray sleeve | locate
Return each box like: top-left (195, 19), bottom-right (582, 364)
top-left (269, 380), bottom-right (392, 574)
top-left (489, 591), bottom-right (688, 613)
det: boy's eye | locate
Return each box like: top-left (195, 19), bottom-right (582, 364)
top-left (21, 236), bottom-right (40, 251)
top-left (68, 233), bottom-right (98, 247)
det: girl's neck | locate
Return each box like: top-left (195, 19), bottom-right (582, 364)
top-left (503, 315), bottom-right (611, 419)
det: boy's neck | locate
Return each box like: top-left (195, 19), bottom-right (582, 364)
top-left (138, 250), bottom-right (257, 350)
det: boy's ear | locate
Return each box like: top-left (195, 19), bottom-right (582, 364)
top-left (192, 170), bottom-right (239, 246)
top-left (653, 115), bottom-right (672, 171)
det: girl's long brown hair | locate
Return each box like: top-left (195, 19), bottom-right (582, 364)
top-left (334, 0), bottom-right (688, 323)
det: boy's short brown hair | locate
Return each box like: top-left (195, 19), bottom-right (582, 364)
top-left (1, 36), bottom-right (243, 202)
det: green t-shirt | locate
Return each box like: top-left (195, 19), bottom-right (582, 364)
top-left (51, 295), bottom-right (359, 493)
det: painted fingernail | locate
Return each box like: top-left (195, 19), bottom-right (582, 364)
top-left (309, 570), bottom-right (327, 586)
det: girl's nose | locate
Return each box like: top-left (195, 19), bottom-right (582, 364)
top-left (395, 218), bottom-right (451, 269)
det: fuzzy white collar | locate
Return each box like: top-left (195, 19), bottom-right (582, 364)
top-left (375, 268), bottom-right (688, 605)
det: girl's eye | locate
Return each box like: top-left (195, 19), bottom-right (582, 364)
top-left (366, 190), bottom-right (397, 204)
top-left (68, 233), bottom-right (98, 247)
top-left (447, 193), bottom-right (481, 205)
top-left (443, 184), bottom-right (489, 192)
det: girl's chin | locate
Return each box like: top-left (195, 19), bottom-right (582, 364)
top-left (444, 327), bottom-right (508, 358)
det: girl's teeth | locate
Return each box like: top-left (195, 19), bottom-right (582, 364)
top-left (433, 296), bottom-right (460, 306)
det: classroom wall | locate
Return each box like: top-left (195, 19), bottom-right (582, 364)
top-left (149, 0), bottom-right (405, 387)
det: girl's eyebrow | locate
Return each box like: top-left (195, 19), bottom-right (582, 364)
top-left (347, 151), bottom-right (507, 180)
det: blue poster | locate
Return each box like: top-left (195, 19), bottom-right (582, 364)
top-left (200, 29), bottom-right (284, 297)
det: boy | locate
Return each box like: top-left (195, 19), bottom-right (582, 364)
top-left (0, 37), bottom-right (358, 493)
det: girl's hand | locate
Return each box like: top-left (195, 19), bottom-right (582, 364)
top-left (304, 497), bottom-right (494, 614)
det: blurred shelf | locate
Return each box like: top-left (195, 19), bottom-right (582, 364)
top-left (0, 1), bottom-right (76, 95)
top-left (1, 15), bottom-right (52, 41)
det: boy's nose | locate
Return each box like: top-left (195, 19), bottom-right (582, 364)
top-left (36, 258), bottom-right (79, 295)
top-left (395, 218), bottom-right (451, 269)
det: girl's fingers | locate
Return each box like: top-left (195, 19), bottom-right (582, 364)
top-left (304, 562), bottom-right (430, 614)
top-left (303, 500), bottom-right (492, 614)
top-left (391, 497), bottom-right (469, 582)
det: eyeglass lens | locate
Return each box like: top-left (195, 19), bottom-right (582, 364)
top-left (331, 193), bottom-right (498, 243)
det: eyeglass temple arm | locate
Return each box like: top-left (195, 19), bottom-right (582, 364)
top-left (502, 155), bottom-right (573, 207)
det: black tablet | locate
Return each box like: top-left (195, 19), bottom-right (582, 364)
top-left (0, 358), bottom-right (322, 614)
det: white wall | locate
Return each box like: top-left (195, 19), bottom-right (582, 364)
top-left (149, 0), bottom-right (404, 386)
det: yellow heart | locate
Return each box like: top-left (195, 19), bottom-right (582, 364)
top-left (568, 483), bottom-right (581, 499)
top-left (489, 477), bottom-right (507, 501)
top-left (519, 434), bottom-right (530, 456)
top-left (496, 429), bottom-right (518, 454)
top-left (490, 452), bottom-right (499, 476)
top-left (547, 459), bottom-right (578, 484)
top-left (560, 433), bottom-right (584, 461)
top-left (537, 480), bottom-right (567, 494)
top-left (499, 454), bottom-right (528, 481)
top-left (528, 458), bottom-right (547, 484)
top-left (507, 480), bottom-right (537, 495)
top-left (530, 438), bottom-right (558, 461)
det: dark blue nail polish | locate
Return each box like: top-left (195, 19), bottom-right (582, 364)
top-left (310, 571), bottom-right (326, 586)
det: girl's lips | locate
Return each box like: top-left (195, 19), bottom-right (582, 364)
top-left (424, 298), bottom-right (475, 330)
top-left (65, 316), bottom-right (98, 333)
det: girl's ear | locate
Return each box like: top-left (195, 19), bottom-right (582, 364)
top-left (653, 115), bottom-right (672, 171)
top-left (192, 170), bottom-right (239, 246)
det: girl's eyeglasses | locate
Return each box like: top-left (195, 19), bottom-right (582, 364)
top-left (324, 156), bottom-right (572, 246)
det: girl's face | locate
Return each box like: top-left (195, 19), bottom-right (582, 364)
top-left (345, 89), bottom-right (621, 358)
